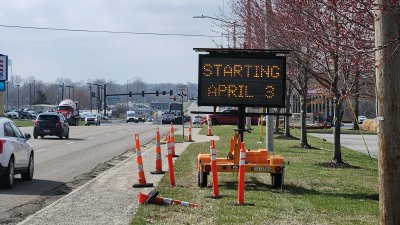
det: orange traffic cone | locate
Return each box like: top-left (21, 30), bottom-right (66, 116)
top-left (132, 134), bottom-right (153, 188)
top-left (151, 128), bottom-right (166, 175)
top-left (138, 192), bottom-right (198, 207)
top-left (237, 142), bottom-right (246, 204)
top-left (187, 118), bottom-right (194, 142)
top-left (170, 123), bottom-right (179, 157)
top-left (210, 140), bottom-right (219, 198)
top-left (207, 116), bottom-right (212, 136)
top-left (166, 134), bottom-right (175, 187)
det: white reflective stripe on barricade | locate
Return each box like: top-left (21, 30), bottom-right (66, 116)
top-left (137, 164), bottom-right (143, 172)
top-left (136, 150), bottom-right (142, 157)
top-left (239, 159), bottom-right (246, 165)
top-left (181, 201), bottom-right (190, 207)
top-left (156, 154), bottom-right (162, 160)
top-left (163, 198), bottom-right (172, 205)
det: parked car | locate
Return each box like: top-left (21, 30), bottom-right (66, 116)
top-left (33, 112), bottom-right (70, 139)
top-left (161, 112), bottom-right (175, 124)
top-left (358, 116), bottom-right (367, 124)
top-left (193, 116), bottom-right (202, 124)
top-left (4, 110), bottom-right (19, 119)
top-left (0, 117), bottom-right (34, 188)
top-left (18, 111), bottom-right (34, 119)
top-left (84, 114), bottom-right (101, 126)
top-left (207, 109), bottom-right (258, 125)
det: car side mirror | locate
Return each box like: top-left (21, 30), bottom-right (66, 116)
top-left (25, 133), bottom-right (31, 140)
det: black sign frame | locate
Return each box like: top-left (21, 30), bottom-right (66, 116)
top-left (198, 53), bottom-right (287, 108)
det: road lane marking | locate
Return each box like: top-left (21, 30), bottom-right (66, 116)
top-left (118, 130), bottom-right (123, 133)
top-left (105, 134), bottom-right (111, 136)
top-left (88, 137), bottom-right (95, 140)
top-left (36, 148), bottom-right (47, 153)
top-left (66, 142), bottom-right (75, 145)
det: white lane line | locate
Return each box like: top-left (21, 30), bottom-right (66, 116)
top-left (105, 134), bottom-right (111, 136)
top-left (36, 148), bottom-right (47, 153)
top-left (118, 130), bottom-right (123, 133)
top-left (66, 142), bottom-right (75, 145)
top-left (88, 137), bottom-right (95, 140)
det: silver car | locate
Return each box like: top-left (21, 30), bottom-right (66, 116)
top-left (0, 118), bottom-right (34, 188)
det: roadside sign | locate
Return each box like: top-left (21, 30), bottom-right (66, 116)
top-left (0, 54), bottom-right (8, 81)
top-left (198, 54), bottom-right (286, 107)
top-left (176, 85), bottom-right (188, 102)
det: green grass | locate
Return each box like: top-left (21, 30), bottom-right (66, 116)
top-left (13, 119), bottom-right (35, 127)
top-left (131, 126), bottom-right (378, 225)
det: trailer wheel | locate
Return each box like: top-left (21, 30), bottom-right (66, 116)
top-left (198, 171), bottom-right (208, 188)
top-left (271, 173), bottom-right (283, 189)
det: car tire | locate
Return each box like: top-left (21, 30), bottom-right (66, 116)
top-left (2, 157), bottom-right (15, 188)
top-left (40, 135), bottom-right (44, 138)
top-left (58, 133), bottom-right (63, 139)
top-left (211, 119), bottom-right (218, 125)
top-left (21, 153), bottom-right (34, 181)
top-left (65, 131), bottom-right (69, 139)
top-left (34, 135), bottom-right (38, 139)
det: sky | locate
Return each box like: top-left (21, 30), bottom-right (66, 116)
top-left (0, 0), bottom-right (229, 85)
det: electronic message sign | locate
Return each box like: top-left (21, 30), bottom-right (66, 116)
top-left (198, 54), bottom-right (286, 107)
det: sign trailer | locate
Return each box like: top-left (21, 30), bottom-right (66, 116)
top-left (194, 48), bottom-right (290, 190)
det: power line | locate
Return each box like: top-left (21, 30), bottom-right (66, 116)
top-left (0, 24), bottom-right (223, 38)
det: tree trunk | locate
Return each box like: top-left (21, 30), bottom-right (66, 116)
top-left (274, 108), bottom-right (281, 133)
top-left (300, 83), bottom-right (310, 148)
top-left (284, 86), bottom-right (292, 137)
top-left (332, 97), bottom-right (343, 163)
top-left (375, 1), bottom-right (400, 224)
top-left (353, 70), bottom-right (360, 130)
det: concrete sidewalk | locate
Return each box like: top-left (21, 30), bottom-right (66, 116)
top-left (19, 128), bottom-right (218, 225)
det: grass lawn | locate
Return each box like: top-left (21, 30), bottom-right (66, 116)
top-left (131, 126), bottom-right (378, 225)
top-left (13, 119), bottom-right (35, 127)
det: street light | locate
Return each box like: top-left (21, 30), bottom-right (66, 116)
top-left (193, 15), bottom-right (237, 48)
top-left (17, 84), bottom-right (20, 111)
top-left (87, 83), bottom-right (93, 113)
top-left (66, 85), bottom-right (73, 99)
top-left (58, 83), bottom-right (65, 100)
top-left (126, 77), bottom-right (140, 111)
top-left (93, 84), bottom-right (102, 114)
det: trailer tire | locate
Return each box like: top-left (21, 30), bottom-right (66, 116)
top-left (271, 173), bottom-right (283, 189)
top-left (198, 171), bottom-right (208, 188)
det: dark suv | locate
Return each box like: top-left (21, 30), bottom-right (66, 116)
top-left (33, 112), bottom-right (70, 139)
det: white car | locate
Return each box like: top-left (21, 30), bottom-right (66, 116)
top-left (0, 118), bottom-right (34, 188)
top-left (4, 110), bottom-right (19, 119)
top-left (358, 116), bottom-right (367, 124)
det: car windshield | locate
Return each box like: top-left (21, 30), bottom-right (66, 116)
top-left (56, 106), bottom-right (72, 111)
top-left (127, 113), bottom-right (135, 117)
top-left (87, 114), bottom-right (97, 117)
top-left (38, 115), bottom-right (59, 121)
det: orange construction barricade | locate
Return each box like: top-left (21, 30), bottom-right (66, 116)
top-left (151, 128), bottom-right (166, 174)
top-left (138, 192), bottom-right (198, 207)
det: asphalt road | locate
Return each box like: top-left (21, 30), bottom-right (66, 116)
top-left (0, 122), bottom-right (170, 224)
top-left (309, 132), bottom-right (378, 158)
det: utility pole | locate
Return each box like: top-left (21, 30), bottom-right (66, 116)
top-left (375, 1), bottom-right (400, 224)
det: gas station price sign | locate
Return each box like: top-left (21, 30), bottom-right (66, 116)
top-left (198, 54), bottom-right (286, 107)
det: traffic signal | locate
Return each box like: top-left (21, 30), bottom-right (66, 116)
top-left (169, 90), bottom-right (173, 96)
top-left (129, 91), bottom-right (132, 97)
top-left (156, 90), bottom-right (159, 96)
top-left (141, 91), bottom-right (145, 97)
top-left (162, 91), bottom-right (166, 95)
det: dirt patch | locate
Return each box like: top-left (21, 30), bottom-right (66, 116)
top-left (316, 161), bottom-right (361, 169)
top-left (1, 153), bottom-right (130, 225)
top-left (274, 135), bottom-right (299, 140)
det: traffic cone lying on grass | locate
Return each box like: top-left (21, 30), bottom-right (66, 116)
top-left (138, 191), bottom-right (198, 207)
